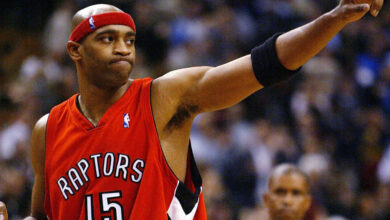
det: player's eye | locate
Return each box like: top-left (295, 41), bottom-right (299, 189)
top-left (275, 189), bottom-right (287, 195)
top-left (100, 36), bottom-right (114, 43)
top-left (292, 189), bottom-right (303, 196)
top-left (126, 38), bottom-right (135, 45)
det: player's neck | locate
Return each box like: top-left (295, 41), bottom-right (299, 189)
top-left (77, 79), bottom-right (132, 126)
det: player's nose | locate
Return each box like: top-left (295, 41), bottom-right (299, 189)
top-left (282, 193), bottom-right (294, 206)
top-left (113, 39), bottom-right (131, 56)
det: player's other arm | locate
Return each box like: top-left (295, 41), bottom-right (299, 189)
top-left (27, 115), bottom-right (49, 220)
top-left (0, 201), bottom-right (8, 220)
top-left (154, 0), bottom-right (383, 116)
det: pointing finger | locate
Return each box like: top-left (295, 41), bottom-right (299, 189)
top-left (370, 0), bottom-right (384, 16)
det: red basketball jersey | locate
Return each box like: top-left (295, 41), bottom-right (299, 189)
top-left (44, 78), bottom-right (207, 220)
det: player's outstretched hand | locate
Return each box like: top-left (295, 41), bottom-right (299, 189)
top-left (335, 0), bottom-right (384, 23)
top-left (0, 201), bottom-right (8, 220)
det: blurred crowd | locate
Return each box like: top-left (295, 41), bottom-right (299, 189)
top-left (1, 0), bottom-right (390, 219)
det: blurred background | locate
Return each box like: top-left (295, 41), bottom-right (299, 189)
top-left (0, 0), bottom-right (390, 219)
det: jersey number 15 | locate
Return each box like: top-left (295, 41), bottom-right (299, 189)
top-left (85, 191), bottom-right (124, 220)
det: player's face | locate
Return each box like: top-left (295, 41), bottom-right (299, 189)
top-left (264, 173), bottom-right (311, 220)
top-left (80, 25), bottom-right (136, 87)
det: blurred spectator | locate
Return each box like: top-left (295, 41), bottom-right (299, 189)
top-left (263, 163), bottom-right (312, 220)
top-left (42, 1), bottom-right (74, 60)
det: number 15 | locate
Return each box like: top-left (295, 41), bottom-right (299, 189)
top-left (85, 191), bottom-right (124, 220)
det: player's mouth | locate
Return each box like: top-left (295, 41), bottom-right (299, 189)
top-left (110, 57), bottom-right (132, 65)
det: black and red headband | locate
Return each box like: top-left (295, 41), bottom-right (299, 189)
top-left (69, 12), bottom-right (136, 42)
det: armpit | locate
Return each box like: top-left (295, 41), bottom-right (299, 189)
top-left (166, 104), bottom-right (199, 131)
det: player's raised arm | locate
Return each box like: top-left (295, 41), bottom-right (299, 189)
top-left (152, 0), bottom-right (383, 117)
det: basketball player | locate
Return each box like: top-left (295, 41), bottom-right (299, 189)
top-left (264, 164), bottom-right (311, 220)
top-left (0, 0), bottom-right (384, 219)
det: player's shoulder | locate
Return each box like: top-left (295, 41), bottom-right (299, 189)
top-left (33, 114), bottom-right (49, 133)
top-left (151, 67), bottom-right (211, 98)
top-left (154, 66), bottom-right (212, 84)
top-left (47, 95), bottom-right (79, 123)
top-left (30, 114), bottom-right (49, 155)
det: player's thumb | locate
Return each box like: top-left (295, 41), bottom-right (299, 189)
top-left (0, 201), bottom-right (8, 220)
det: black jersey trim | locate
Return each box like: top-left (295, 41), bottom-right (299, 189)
top-left (175, 181), bottom-right (201, 214)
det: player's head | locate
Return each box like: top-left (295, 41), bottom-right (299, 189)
top-left (263, 164), bottom-right (311, 220)
top-left (66, 4), bottom-right (136, 88)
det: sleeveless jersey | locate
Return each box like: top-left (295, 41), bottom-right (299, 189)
top-left (44, 78), bottom-right (207, 220)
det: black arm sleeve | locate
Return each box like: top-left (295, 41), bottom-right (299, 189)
top-left (251, 33), bottom-right (301, 87)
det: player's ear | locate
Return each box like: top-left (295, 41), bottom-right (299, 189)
top-left (67, 41), bottom-right (82, 61)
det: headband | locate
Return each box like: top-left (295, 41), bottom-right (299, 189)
top-left (69, 12), bottom-right (136, 42)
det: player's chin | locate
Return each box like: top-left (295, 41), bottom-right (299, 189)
top-left (119, 68), bottom-right (133, 79)
top-left (110, 65), bottom-right (132, 77)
